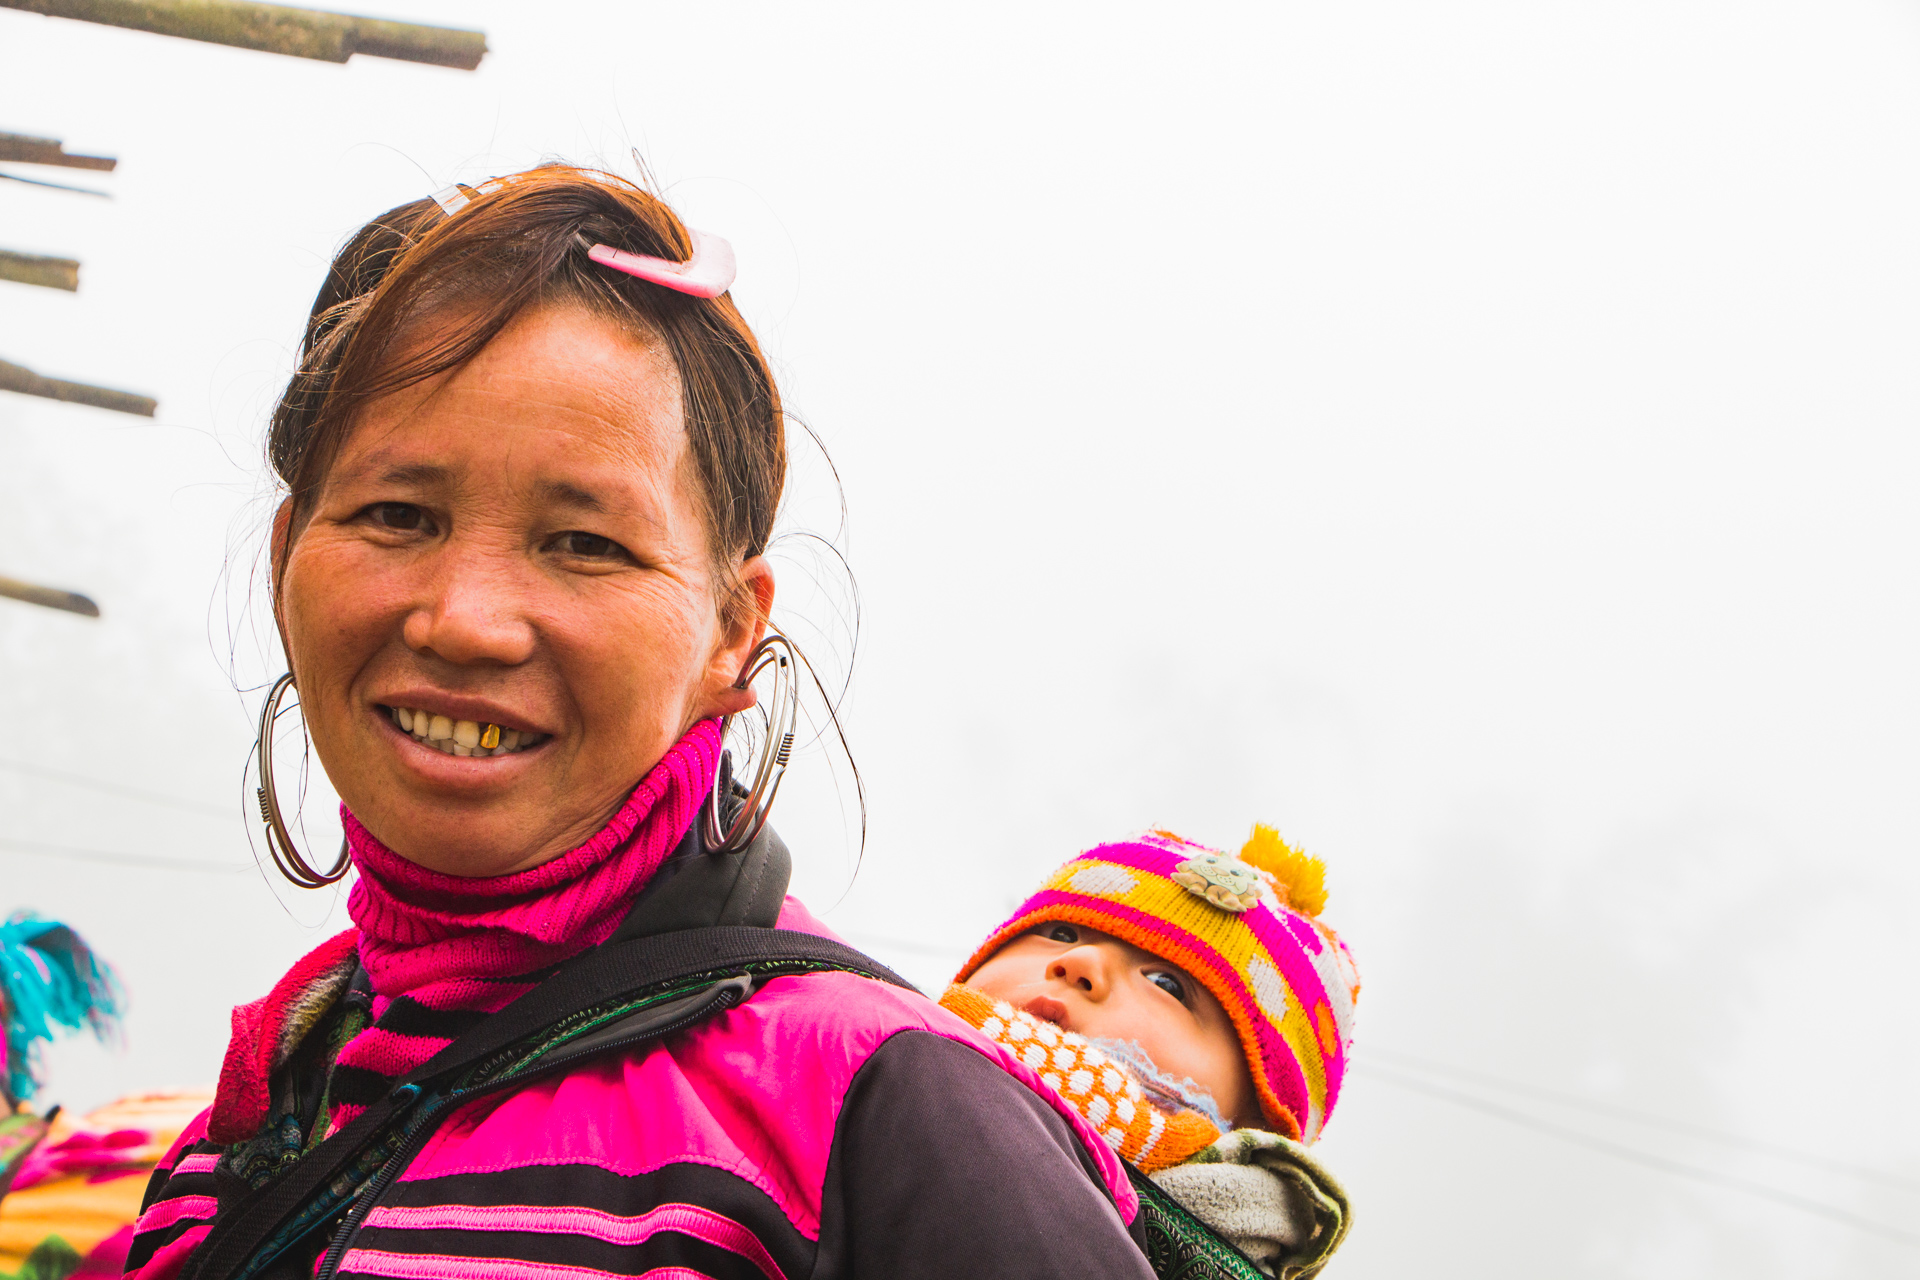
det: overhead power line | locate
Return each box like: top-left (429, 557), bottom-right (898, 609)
top-left (0, 757), bottom-right (230, 817)
top-left (845, 931), bottom-right (970, 960)
top-left (0, 0), bottom-right (486, 70)
top-left (1356, 1062), bottom-right (1920, 1249)
top-left (0, 170), bottom-right (108, 196)
top-left (0, 836), bottom-right (248, 875)
top-left (1367, 1046), bottom-right (1919, 1192)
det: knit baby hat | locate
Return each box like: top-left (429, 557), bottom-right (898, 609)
top-left (954, 827), bottom-right (1360, 1143)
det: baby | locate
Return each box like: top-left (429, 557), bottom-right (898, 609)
top-left (939, 827), bottom-right (1360, 1279)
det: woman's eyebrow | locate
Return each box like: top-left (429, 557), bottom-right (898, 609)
top-left (381, 462), bottom-right (449, 487)
top-left (539, 479), bottom-right (607, 513)
top-left (534, 480), bottom-right (669, 534)
top-left (336, 456), bottom-right (450, 489)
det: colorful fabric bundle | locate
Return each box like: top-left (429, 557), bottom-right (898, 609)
top-left (0, 917), bottom-right (121, 1107)
top-left (0, 1114), bottom-right (48, 1202)
top-left (8, 1130), bottom-right (150, 1193)
top-left (956, 827), bottom-right (1361, 1143)
top-left (0, 1092), bottom-right (212, 1280)
top-left (939, 984), bottom-right (1221, 1173)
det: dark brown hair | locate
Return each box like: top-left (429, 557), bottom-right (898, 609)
top-left (268, 165), bottom-right (785, 604)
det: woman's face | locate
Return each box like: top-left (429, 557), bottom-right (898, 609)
top-left (275, 302), bottom-right (771, 877)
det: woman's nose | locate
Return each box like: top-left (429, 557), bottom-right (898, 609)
top-left (400, 547), bottom-right (537, 666)
top-left (1048, 945), bottom-right (1114, 1001)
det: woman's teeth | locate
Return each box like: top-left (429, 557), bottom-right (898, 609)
top-left (388, 706), bottom-right (546, 758)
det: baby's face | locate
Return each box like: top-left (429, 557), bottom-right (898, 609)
top-left (968, 922), bottom-right (1259, 1128)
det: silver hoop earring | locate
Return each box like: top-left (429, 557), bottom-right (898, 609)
top-left (255, 672), bottom-right (351, 888)
top-left (704, 634), bottom-right (799, 854)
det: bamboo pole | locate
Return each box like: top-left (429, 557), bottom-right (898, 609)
top-left (0, 0), bottom-right (486, 69)
top-left (0, 132), bottom-right (116, 171)
top-left (0, 250), bottom-right (80, 291)
top-left (0, 575), bottom-right (100, 617)
top-left (0, 359), bottom-right (155, 416)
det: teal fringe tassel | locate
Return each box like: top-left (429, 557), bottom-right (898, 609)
top-left (0, 914), bottom-right (123, 1106)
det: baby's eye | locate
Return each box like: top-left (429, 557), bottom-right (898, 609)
top-left (1045, 924), bottom-right (1080, 945)
top-left (1147, 970), bottom-right (1188, 1003)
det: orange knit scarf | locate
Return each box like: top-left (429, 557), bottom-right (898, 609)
top-left (939, 983), bottom-right (1220, 1173)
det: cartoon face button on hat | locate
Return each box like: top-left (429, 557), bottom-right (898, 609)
top-left (1170, 851), bottom-right (1273, 912)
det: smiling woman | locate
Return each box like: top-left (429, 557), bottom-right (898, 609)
top-left (124, 166), bottom-right (1157, 1280)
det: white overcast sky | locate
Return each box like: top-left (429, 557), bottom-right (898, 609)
top-left (2, 3), bottom-right (1917, 1276)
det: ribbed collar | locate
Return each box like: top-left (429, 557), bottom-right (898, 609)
top-left (343, 717), bottom-right (723, 1002)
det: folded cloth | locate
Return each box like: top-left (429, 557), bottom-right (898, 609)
top-left (0, 1091), bottom-right (212, 1272)
top-left (9, 1130), bottom-right (148, 1192)
top-left (1149, 1129), bottom-right (1351, 1279)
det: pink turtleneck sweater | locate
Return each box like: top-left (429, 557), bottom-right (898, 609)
top-left (325, 718), bottom-right (721, 1131)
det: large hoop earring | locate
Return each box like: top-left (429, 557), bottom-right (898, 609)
top-left (703, 634), bottom-right (799, 854)
top-left (255, 672), bottom-right (351, 888)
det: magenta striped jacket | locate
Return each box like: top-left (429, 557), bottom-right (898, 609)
top-left (126, 902), bottom-right (1150, 1280)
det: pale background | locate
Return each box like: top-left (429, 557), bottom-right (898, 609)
top-left (2, 2), bottom-right (1917, 1275)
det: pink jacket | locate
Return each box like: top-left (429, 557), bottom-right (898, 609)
top-left (128, 902), bottom-right (1150, 1280)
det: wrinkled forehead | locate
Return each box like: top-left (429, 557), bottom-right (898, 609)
top-left (325, 303), bottom-right (690, 497)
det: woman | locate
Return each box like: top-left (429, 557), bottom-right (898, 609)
top-left (126, 167), bottom-right (1153, 1280)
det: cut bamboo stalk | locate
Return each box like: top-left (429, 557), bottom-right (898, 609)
top-left (0, 132), bottom-right (116, 171)
top-left (0, 250), bottom-right (80, 291)
top-left (0, 358), bottom-right (155, 416)
top-left (0, 575), bottom-right (101, 617)
top-left (0, 0), bottom-right (486, 69)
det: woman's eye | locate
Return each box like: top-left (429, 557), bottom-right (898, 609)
top-left (1046, 924), bottom-right (1080, 945)
top-left (554, 531), bottom-right (624, 559)
top-left (367, 502), bottom-right (427, 532)
top-left (1147, 971), bottom-right (1188, 1002)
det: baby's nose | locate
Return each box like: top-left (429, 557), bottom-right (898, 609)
top-left (1048, 945), bottom-right (1112, 999)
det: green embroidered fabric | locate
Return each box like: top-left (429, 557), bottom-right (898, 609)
top-left (1128, 1166), bottom-right (1272, 1280)
top-left (225, 1000), bottom-right (370, 1191)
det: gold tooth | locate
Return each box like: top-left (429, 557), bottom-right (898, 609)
top-left (481, 723), bottom-right (501, 749)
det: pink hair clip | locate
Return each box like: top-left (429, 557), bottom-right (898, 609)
top-left (588, 230), bottom-right (736, 299)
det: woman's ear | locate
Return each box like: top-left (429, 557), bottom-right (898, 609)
top-left (269, 498), bottom-right (296, 678)
top-left (698, 556), bottom-right (776, 720)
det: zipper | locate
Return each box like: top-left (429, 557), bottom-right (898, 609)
top-left (306, 975), bottom-right (751, 1280)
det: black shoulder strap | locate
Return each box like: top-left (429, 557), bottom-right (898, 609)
top-left (184, 927), bottom-right (912, 1280)
top-left (608, 817), bottom-right (794, 938)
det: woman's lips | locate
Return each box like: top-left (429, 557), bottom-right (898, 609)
top-left (1022, 995), bottom-right (1070, 1028)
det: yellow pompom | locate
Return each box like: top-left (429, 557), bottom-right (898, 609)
top-left (1239, 824), bottom-right (1328, 917)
